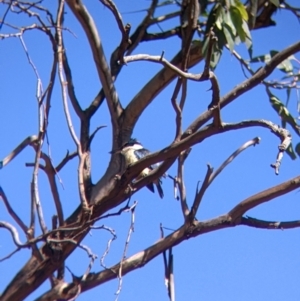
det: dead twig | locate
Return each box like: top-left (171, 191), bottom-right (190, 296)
top-left (0, 186), bottom-right (28, 235)
top-left (115, 201), bottom-right (137, 300)
top-left (56, 0), bottom-right (89, 210)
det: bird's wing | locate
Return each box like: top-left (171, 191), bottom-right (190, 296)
top-left (134, 148), bottom-right (150, 160)
top-left (146, 183), bottom-right (155, 193)
top-left (134, 148), bottom-right (163, 174)
top-left (150, 162), bottom-right (161, 170)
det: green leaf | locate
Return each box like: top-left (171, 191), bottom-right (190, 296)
top-left (210, 49), bottom-right (222, 69)
top-left (234, 0), bottom-right (248, 21)
top-left (223, 24), bottom-right (235, 52)
top-left (215, 7), bottom-right (223, 30)
top-left (270, 0), bottom-right (280, 7)
top-left (215, 27), bottom-right (227, 50)
top-left (277, 59), bottom-right (294, 74)
top-left (270, 50), bottom-right (294, 73)
top-left (268, 90), bottom-right (300, 136)
top-left (286, 88), bottom-right (291, 108)
top-left (242, 19), bottom-right (252, 49)
top-left (199, 0), bottom-right (209, 12)
top-left (222, 8), bottom-right (236, 35)
top-left (250, 53), bottom-right (272, 64)
top-left (286, 143), bottom-right (297, 160)
top-left (269, 50), bottom-right (279, 57)
top-left (248, 44), bottom-right (253, 59)
top-left (205, 3), bottom-right (219, 36)
top-left (157, 0), bottom-right (177, 7)
top-left (295, 143), bottom-right (300, 158)
top-left (230, 6), bottom-right (246, 42)
top-left (251, 50), bottom-right (295, 74)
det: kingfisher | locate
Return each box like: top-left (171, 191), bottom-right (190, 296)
top-left (118, 138), bottom-right (164, 199)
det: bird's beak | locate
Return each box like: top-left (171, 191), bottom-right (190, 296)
top-left (109, 149), bottom-right (122, 154)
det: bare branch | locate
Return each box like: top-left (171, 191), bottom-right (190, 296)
top-left (88, 125), bottom-right (107, 150)
top-left (34, 279), bottom-right (81, 301)
top-left (122, 38), bottom-right (203, 139)
top-left (123, 53), bottom-right (222, 127)
top-left (57, 0), bottom-right (89, 210)
top-left (149, 11), bottom-right (181, 25)
top-left (0, 221), bottom-right (26, 248)
top-left (229, 176), bottom-right (300, 222)
top-left (0, 1), bottom-right (12, 31)
top-left (184, 41), bottom-right (300, 137)
top-left (209, 137), bottom-right (261, 184)
top-left (0, 186), bottom-right (28, 235)
top-left (31, 136), bottom-right (48, 235)
top-left (99, 0), bottom-right (132, 70)
top-left (122, 54), bottom-right (208, 81)
top-left (99, 0), bottom-right (127, 38)
top-left (241, 216), bottom-right (300, 229)
top-left (110, 23), bottom-right (131, 73)
top-left (129, 120), bottom-right (290, 194)
top-left (62, 50), bottom-right (84, 119)
top-left (1, 135), bottom-right (38, 168)
top-left (66, 0), bottom-right (123, 134)
top-left (161, 224), bottom-right (175, 301)
top-left (97, 225), bottom-right (117, 269)
top-left (189, 164), bottom-right (213, 222)
top-left (19, 35), bottom-right (41, 80)
top-left (171, 78), bottom-right (183, 141)
top-left (40, 152), bottom-right (64, 226)
top-left (142, 27), bottom-right (181, 41)
top-left (56, 2), bottom-right (80, 148)
top-left (0, 248), bottom-right (21, 262)
top-left (115, 201), bottom-right (137, 300)
top-left (177, 150), bottom-right (191, 220)
top-left (78, 173), bottom-right (300, 293)
top-left (56, 150), bottom-right (78, 172)
top-left (19, 32), bottom-right (49, 235)
top-left (85, 0), bottom-right (159, 118)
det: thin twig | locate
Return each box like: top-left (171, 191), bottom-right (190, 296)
top-left (177, 150), bottom-right (191, 220)
top-left (241, 216), bottom-right (300, 229)
top-left (188, 165), bottom-right (213, 222)
top-left (57, 0), bottom-right (89, 209)
top-left (91, 225), bottom-right (117, 269)
top-left (56, 150), bottom-right (78, 172)
top-left (19, 33), bottom-right (48, 235)
top-left (87, 125), bottom-right (107, 149)
top-left (171, 78), bottom-right (183, 141)
top-left (115, 201), bottom-right (137, 300)
top-left (209, 137), bottom-right (261, 183)
top-left (0, 186), bottom-right (28, 235)
top-left (1, 135), bottom-right (38, 168)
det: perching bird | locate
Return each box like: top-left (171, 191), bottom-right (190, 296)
top-left (119, 138), bottom-right (164, 199)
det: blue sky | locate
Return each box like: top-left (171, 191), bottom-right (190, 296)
top-left (1, 0), bottom-right (300, 300)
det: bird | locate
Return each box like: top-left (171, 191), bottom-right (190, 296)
top-left (118, 138), bottom-right (164, 199)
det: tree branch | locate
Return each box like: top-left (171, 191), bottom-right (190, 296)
top-left (66, 0), bottom-right (123, 135)
top-left (128, 120), bottom-right (290, 193)
top-left (80, 172), bottom-right (300, 293)
top-left (57, 0), bottom-right (89, 210)
top-left (0, 135), bottom-right (38, 168)
top-left (184, 41), bottom-right (300, 137)
top-left (229, 175), bottom-right (300, 222)
top-left (0, 186), bottom-right (28, 235)
top-left (241, 216), bottom-right (300, 229)
top-left (122, 43), bottom-right (203, 141)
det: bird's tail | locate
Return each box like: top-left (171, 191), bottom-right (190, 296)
top-left (156, 180), bottom-right (164, 199)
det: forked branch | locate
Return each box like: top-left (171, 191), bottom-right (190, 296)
top-left (77, 174), bottom-right (300, 294)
